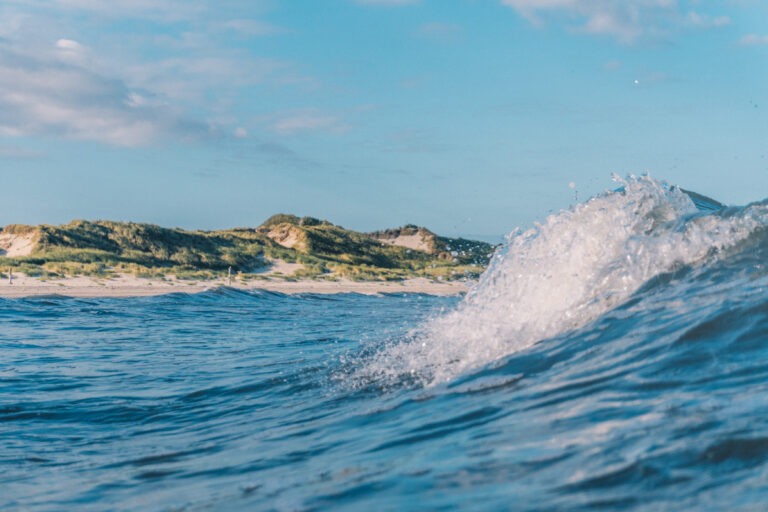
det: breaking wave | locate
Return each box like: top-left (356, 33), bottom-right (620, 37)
top-left (362, 174), bottom-right (768, 385)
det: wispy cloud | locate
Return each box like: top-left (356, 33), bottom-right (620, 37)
top-left (0, 1), bottom-right (313, 147)
top-left (22, 0), bottom-right (209, 22)
top-left (124, 55), bottom-right (287, 104)
top-left (740, 34), bottom-right (768, 45)
top-left (0, 143), bottom-right (44, 159)
top-left (501, 0), bottom-right (731, 43)
top-left (0, 40), bottom-right (210, 146)
top-left (684, 11), bottom-right (731, 28)
top-left (268, 110), bottom-right (349, 136)
top-left (217, 19), bottom-right (285, 37)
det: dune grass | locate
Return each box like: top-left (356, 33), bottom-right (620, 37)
top-left (1, 216), bottom-right (497, 282)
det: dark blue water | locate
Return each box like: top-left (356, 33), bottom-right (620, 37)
top-left (3, 179), bottom-right (768, 511)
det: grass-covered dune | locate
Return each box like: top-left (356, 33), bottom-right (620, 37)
top-left (0, 215), bottom-right (497, 282)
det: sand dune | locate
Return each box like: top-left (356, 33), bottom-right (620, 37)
top-left (0, 233), bottom-right (36, 257)
top-left (376, 233), bottom-right (431, 252)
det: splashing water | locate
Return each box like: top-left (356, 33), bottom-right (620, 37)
top-left (362, 174), bottom-right (767, 385)
top-left (8, 176), bottom-right (768, 510)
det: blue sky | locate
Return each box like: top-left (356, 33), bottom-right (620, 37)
top-left (0, 0), bottom-right (766, 237)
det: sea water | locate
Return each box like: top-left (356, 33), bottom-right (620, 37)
top-left (3, 175), bottom-right (768, 511)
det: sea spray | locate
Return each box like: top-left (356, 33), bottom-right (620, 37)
top-left (8, 199), bottom-right (768, 509)
top-left (359, 174), bottom-right (768, 385)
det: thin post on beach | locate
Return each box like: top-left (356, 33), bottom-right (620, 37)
top-left (228, 266), bottom-right (232, 286)
top-left (8, 267), bottom-right (12, 285)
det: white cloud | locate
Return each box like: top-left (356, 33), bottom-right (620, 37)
top-left (55, 39), bottom-right (83, 51)
top-left (0, 1), bottom-right (316, 147)
top-left (740, 34), bottom-right (768, 45)
top-left (0, 41), bottom-right (209, 146)
top-left (218, 19), bottom-right (284, 37)
top-left (269, 110), bottom-right (348, 136)
top-left (501, 0), bottom-right (730, 43)
top-left (685, 11), bottom-right (730, 28)
top-left (54, 38), bottom-right (91, 65)
top-left (29, 0), bottom-right (208, 22)
top-left (124, 56), bottom-right (286, 104)
top-left (234, 127), bottom-right (248, 138)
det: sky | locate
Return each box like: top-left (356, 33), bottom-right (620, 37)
top-left (0, 0), bottom-right (766, 238)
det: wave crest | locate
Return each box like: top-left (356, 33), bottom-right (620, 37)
top-left (360, 175), bottom-right (767, 385)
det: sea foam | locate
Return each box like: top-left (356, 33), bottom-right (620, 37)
top-left (361, 174), bottom-right (768, 385)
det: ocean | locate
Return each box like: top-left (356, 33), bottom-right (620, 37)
top-left (3, 175), bottom-right (768, 511)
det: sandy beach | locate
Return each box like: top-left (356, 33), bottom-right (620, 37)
top-left (0, 274), bottom-right (469, 298)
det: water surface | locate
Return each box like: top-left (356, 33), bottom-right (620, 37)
top-left (4, 177), bottom-right (768, 511)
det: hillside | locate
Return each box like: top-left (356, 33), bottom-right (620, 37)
top-left (0, 216), bottom-right (497, 282)
top-left (368, 225), bottom-right (494, 265)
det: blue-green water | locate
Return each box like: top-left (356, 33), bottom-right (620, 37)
top-left (4, 178), bottom-right (768, 511)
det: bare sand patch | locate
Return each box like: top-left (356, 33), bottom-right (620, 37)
top-left (0, 233), bottom-right (36, 257)
top-left (266, 225), bottom-right (305, 249)
top-left (254, 259), bottom-right (305, 276)
top-left (376, 233), bottom-right (431, 252)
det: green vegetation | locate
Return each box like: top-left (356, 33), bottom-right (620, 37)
top-left (368, 225), bottom-right (496, 266)
top-left (260, 214), bottom-right (301, 228)
top-left (0, 215), bottom-right (498, 282)
top-left (1, 224), bottom-right (36, 235)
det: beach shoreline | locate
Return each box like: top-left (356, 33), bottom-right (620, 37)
top-left (0, 274), bottom-right (470, 298)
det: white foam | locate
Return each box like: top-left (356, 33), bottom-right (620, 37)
top-left (360, 174), bottom-right (768, 386)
